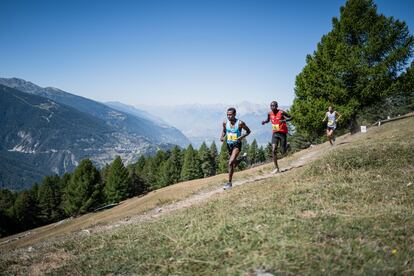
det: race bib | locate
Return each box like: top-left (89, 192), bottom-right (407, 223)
top-left (227, 133), bottom-right (238, 141)
top-left (272, 124), bottom-right (280, 131)
top-left (328, 120), bottom-right (334, 126)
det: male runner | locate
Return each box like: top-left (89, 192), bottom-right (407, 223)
top-left (220, 107), bottom-right (251, 190)
top-left (261, 101), bottom-right (292, 173)
top-left (323, 106), bottom-right (341, 145)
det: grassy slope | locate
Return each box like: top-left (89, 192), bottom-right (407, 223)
top-left (1, 117), bottom-right (413, 274)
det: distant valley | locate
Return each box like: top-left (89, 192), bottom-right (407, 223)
top-left (0, 78), bottom-right (190, 190)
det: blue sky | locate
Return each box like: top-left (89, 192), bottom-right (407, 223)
top-left (1, 0), bottom-right (413, 106)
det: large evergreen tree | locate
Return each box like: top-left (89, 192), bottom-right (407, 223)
top-left (104, 156), bottom-right (131, 203)
top-left (169, 146), bottom-right (184, 184)
top-left (64, 159), bottom-right (103, 216)
top-left (290, 0), bottom-right (414, 139)
top-left (141, 157), bottom-right (158, 189)
top-left (159, 158), bottom-right (176, 187)
top-left (158, 146), bottom-right (183, 187)
top-left (181, 144), bottom-right (202, 181)
top-left (12, 191), bottom-right (38, 231)
top-left (38, 175), bottom-right (63, 223)
top-left (154, 150), bottom-right (171, 188)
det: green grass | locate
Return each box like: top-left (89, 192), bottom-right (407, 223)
top-left (1, 117), bottom-right (413, 275)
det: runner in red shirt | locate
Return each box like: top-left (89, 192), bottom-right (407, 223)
top-left (262, 101), bottom-right (292, 173)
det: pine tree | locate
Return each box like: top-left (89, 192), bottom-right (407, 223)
top-left (130, 170), bottom-right (150, 196)
top-left (104, 156), bottom-right (131, 203)
top-left (290, 0), bottom-right (414, 138)
top-left (141, 157), bottom-right (158, 190)
top-left (265, 142), bottom-right (273, 161)
top-left (101, 163), bottom-right (111, 187)
top-left (59, 173), bottom-right (71, 212)
top-left (257, 146), bottom-right (266, 163)
top-left (169, 146), bottom-right (183, 184)
top-left (209, 142), bottom-right (218, 176)
top-left (0, 189), bottom-right (15, 211)
top-left (64, 159), bottom-right (103, 216)
top-left (154, 150), bottom-right (169, 165)
top-left (198, 142), bottom-right (213, 177)
top-left (38, 175), bottom-right (63, 223)
top-left (159, 158), bottom-right (176, 187)
top-left (13, 191), bottom-right (38, 231)
top-left (248, 139), bottom-right (259, 165)
top-left (135, 155), bottom-right (147, 175)
top-left (217, 142), bottom-right (229, 174)
top-left (153, 146), bottom-right (183, 187)
top-left (181, 144), bottom-right (202, 181)
top-left (154, 150), bottom-right (171, 188)
top-left (0, 189), bottom-right (16, 237)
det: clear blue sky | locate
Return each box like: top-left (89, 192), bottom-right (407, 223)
top-left (1, 0), bottom-right (413, 106)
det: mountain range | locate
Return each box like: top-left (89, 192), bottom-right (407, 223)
top-left (0, 78), bottom-right (190, 147)
top-left (0, 78), bottom-right (190, 190)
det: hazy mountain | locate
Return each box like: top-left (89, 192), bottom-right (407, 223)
top-left (138, 102), bottom-right (291, 147)
top-left (0, 84), bottom-right (168, 190)
top-left (0, 78), bottom-right (190, 148)
top-left (105, 101), bottom-right (168, 126)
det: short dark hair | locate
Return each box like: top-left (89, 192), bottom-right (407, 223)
top-left (270, 101), bottom-right (278, 106)
top-left (227, 107), bottom-right (236, 114)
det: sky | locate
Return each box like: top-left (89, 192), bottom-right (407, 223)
top-left (1, 0), bottom-right (413, 106)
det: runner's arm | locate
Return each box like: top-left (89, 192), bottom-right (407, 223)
top-left (322, 113), bottom-right (327, 122)
top-left (220, 121), bottom-right (226, 142)
top-left (282, 111), bottom-right (292, 122)
top-left (238, 121), bottom-right (251, 141)
top-left (261, 114), bottom-right (270, 125)
top-left (336, 111), bottom-right (342, 121)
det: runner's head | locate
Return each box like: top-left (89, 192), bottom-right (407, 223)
top-left (227, 107), bottom-right (236, 121)
top-left (328, 106), bottom-right (333, 112)
top-left (270, 101), bottom-right (278, 112)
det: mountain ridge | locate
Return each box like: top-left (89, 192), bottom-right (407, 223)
top-left (0, 77), bottom-right (190, 148)
top-left (0, 82), bottom-right (182, 190)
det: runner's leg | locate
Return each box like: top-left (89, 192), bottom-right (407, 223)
top-left (228, 147), bottom-right (240, 183)
top-left (327, 128), bottom-right (334, 145)
top-left (280, 133), bottom-right (287, 155)
top-left (272, 142), bottom-right (280, 172)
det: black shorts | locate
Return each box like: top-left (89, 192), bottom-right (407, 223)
top-left (272, 132), bottom-right (287, 153)
top-left (227, 141), bottom-right (242, 154)
top-left (327, 126), bottom-right (336, 131)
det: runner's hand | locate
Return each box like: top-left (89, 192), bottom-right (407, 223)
top-left (261, 120), bottom-right (266, 125)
